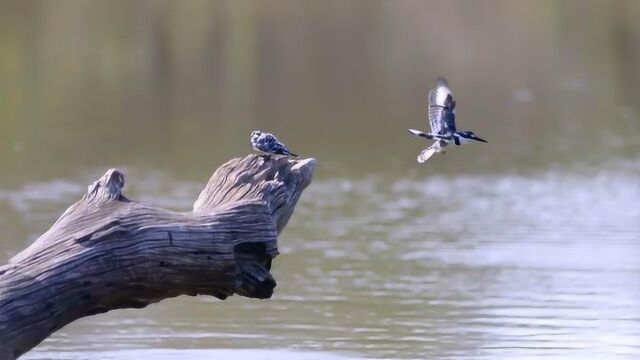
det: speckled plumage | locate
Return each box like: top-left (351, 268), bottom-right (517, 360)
top-left (408, 77), bottom-right (487, 163)
top-left (250, 130), bottom-right (298, 157)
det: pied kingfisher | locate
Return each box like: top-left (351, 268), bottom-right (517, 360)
top-left (250, 130), bottom-right (298, 157)
top-left (408, 77), bottom-right (487, 163)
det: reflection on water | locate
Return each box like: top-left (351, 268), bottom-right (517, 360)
top-left (1, 1), bottom-right (640, 180)
top-left (8, 160), bottom-right (640, 359)
top-left (23, 349), bottom-right (354, 360)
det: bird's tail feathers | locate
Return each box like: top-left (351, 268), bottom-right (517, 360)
top-left (417, 147), bottom-right (438, 163)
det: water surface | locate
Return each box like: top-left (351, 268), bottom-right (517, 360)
top-left (4, 160), bottom-right (639, 359)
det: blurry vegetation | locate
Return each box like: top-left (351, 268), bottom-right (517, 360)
top-left (0, 0), bottom-right (639, 182)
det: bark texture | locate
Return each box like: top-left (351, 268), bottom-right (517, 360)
top-left (0, 155), bottom-right (316, 359)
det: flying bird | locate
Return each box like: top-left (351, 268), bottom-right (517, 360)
top-left (250, 130), bottom-right (298, 157)
top-left (408, 77), bottom-right (487, 163)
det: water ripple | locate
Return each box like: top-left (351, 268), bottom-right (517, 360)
top-left (10, 160), bottom-right (640, 359)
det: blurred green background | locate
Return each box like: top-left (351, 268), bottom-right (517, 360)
top-left (1, 0), bottom-right (639, 183)
top-left (2, 1), bottom-right (640, 359)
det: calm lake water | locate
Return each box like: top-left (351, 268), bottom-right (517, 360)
top-left (2, 160), bottom-right (639, 359)
top-left (2, 1), bottom-right (640, 359)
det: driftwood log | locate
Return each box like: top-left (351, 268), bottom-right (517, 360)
top-left (0, 154), bottom-right (316, 359)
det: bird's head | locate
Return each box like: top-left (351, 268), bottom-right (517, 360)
top-left (458, 131), bottom-right (487, 143)
top-left (251, 130), bottom-right (262, 141)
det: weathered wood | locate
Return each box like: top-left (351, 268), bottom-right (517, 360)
top-left (0, 155), bottom-right (316, 360)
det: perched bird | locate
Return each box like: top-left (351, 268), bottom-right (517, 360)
top-left (408, 77), bottom-right (487, 163)
top-left (250, 130), bottom-right (298, 157)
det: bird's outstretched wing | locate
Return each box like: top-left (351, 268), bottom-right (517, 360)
top-left (408, 128), bottom-right (434, 139)
top-left (428, 77), bottom-right (457, 135)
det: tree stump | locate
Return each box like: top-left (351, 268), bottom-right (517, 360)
top-left (0, 155), bottom-right (316, 359)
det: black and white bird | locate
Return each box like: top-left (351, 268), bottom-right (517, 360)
top-left (408, 77), bottom-right (487, 163)
top-left (250, 130), bottom-right (298, 157)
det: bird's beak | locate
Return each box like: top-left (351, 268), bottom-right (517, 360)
top-left (472, 135), bottom-right (487, 143)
